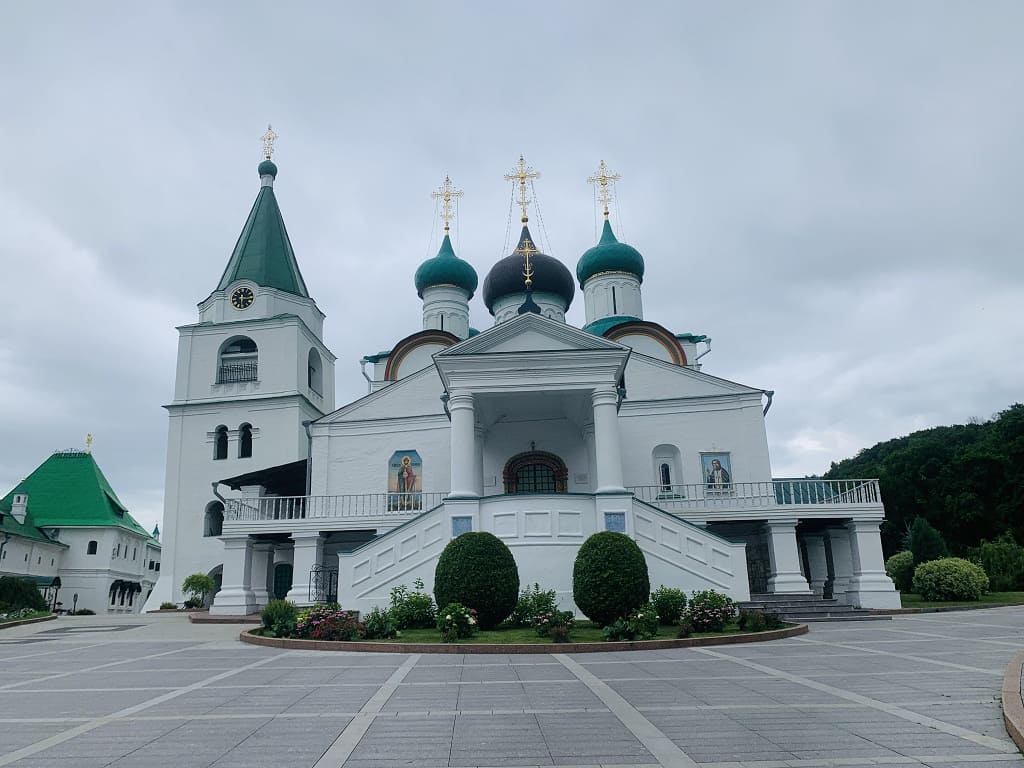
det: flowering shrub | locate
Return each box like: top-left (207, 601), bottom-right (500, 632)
top-left (362, 606), bottom-right (397, 639)
top-left (533, 610), bottom-right (575, 642)
top-left (602, 603), bottom-right (659, 641)
top-left (389, 579), bottom-right (436, 629)
top-left (295, 604), bottom-right (364, 641)
top-left (437, 602), bottom-right (477, 642)
top-left (507, 583), bottom-right (559, 627)
top-left (650, 586), bottom-right (687, 624)
top-left (0, 607), bottom-right (41, 621)
top-left (683, 590), bottom-right (736, 632)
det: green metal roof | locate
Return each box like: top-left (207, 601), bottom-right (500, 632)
top-left (675, 333), bottom-right (708, 343)
top-left (361, 350), bottom-right (392, 363)
top-left (215, 164), bottom-right (309, 297)
top-left (0, 451), bottom-right (150, 537)
top-left (576, 219), bottom-right (645, 285)
top-left (581, 315), bottom-right (641, 337)
top-left (414, 234), bottom-right (478, 298)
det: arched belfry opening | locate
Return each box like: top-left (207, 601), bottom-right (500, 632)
top-left (503, 451), bottom-right (568, 494)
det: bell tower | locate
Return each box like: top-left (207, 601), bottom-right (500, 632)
top-left (146, 129), bottom-right (336, 609)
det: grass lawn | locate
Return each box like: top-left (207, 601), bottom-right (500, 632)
top-left (899, 591), bottom-right (1024, 609)
top-left (0, 610), bottom-right (51, 625)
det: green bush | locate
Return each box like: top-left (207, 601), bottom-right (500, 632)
top-left (534, 610), bottom-right (575, 643)
top-left (602, 603), bottom-right (659, 641)
top-left (362, 606), bottom-right (397, 639)
top-left (507, 583), bottom-right (558, 627)
top-left (573, 531), bottom-right (650, 626)
top-left (434, 532), bottom-right (520, 630)
top-left (182, 573), bottom-right (216, 606)
top-left (905, 518), bottom-right (948, 566)
top-left (159, 601), bottom-right (178, 610)
top-left (650, 586), bottom-right (687, 624)
top-left (260, 598), bottom-right (298, 637)
top-left (0, 576), bottom-right (47, 612)
top-left (912, 557), bottom-right (990, 601)
top-left (885, 551), bottom-right (915, 592)
top-left (974, 536), bottom-right (1024, 591)
top-left (737, 610), bottom-right (767, 632)
top-left (388, 579), bottom-right (436, 629)
top-left (437, 602), bottom-right (477, 642)
top-left (72, 609), bottom-right (96, 615)
top-left (683, 590), bottom-right (736, 632)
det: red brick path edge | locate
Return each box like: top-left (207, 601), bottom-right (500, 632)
top-left (0, 613), bottom-right (57, 630)
top-left (238, 623), bottom-right (808, 654)
top-left (1001, 651), bottom-right (1024, 754)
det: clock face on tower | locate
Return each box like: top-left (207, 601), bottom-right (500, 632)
top-left (230, 286), bottom-right (255, 310)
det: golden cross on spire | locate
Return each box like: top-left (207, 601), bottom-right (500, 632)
top-left (430, 175), bottom-right (464, 235)
top-left (517, 235), bottom-right (538, 289)
top-left (587, 160), bottom-right (621, 219)
top-left (85, 433), bottom-right (93, 453)
top-left (260, 124), bottom-right (278, 160)
top-left (504, 155), bottom-right (541, 223)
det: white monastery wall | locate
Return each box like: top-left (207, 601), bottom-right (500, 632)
top-left (0, 537), bottom-right (63, 578)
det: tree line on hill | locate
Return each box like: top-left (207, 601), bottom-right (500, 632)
top-left (823, 403), bottom-right (1024, 557)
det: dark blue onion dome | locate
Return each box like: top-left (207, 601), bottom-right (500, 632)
top-left (576, 219), bottom-right (644, 285)
top-left (414, 234), bottom-right (479, 299)
top-left (482, 226), bottom-right (575, 314)
top-left (257, 159), bottom-right (278, 178)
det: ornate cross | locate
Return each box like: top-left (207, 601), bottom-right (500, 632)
top-left (430, 175), bottom-right (464, 235)
top-left (587, 160), bottom-right (621, 219)
top-left (85, 433), bottom-right (93, 453)
top-left (260, 124), bottom-right (278, 160)
top-left (504, 155), bottom-right (540, 223)
top-left (517, 236), bottom-right (538, 289)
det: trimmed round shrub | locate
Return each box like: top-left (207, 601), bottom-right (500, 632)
top-left (573, 531), bottom-right (650, 626)
top-left (650, 586), bottom-right (687, 624)
top-left (0, 576), bottom-right (47, 612)
top-left (434, 532), bottom-right (520, 629)
top-left (885, 551), bottom-right (915, 592)
top-left (912, 557), bottom-right (989, 601)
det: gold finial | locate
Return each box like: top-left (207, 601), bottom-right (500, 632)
top-left (587, 160), bottom-right (621, 220)
top-left (260, 124), bottom-right (278, 160)
top-left (85, 434), bottom-right (93, 453)
top-left (430, 175), bottom-right (464, 235)
top-left (517, 236), bottom-right (538, 289)
top-left (504, 154), bottom-right (540, 223)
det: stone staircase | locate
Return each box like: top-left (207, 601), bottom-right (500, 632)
top-left (741, 593), bottom-right (892, 622)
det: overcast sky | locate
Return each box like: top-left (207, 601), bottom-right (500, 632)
top-left (1, 2), bottom-right (1021, 534)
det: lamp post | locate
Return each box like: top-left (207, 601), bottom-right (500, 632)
top-left (72, 593), bottom-right (78, 614)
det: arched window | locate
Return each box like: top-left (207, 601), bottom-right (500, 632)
top-left (213, 426), bottom-right (228, 460)
top-left (218, 336), bottom-right (258, 383)
top-left (204, 501), bottom-right (224, 537)
top-left (87, 540), bottom-right (98, 555)
top-left (308, 348), bottom-right (323, 395)
top-left (660, 463), bottom-right (672, 490)
top-left (652, 444), bottom-right (683, 496)
top-left (503, 451), bottom-right (569, 494)
top-left (238, 423), bottom-right (253, 459)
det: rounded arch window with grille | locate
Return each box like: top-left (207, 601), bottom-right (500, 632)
top-left (218, 336), bottom-right (258, 383)
top-left (503, 451), bottom-right (568, 494)
top-left (238, 423), bottom-right (253, 458)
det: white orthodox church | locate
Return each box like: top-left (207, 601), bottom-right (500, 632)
top-left (145, 144), bottom-right (900, 616)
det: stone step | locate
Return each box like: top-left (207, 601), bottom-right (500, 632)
top-left (785, 613), bottom-right (892, 622)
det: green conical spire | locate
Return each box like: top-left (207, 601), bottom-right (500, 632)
top-left (216, 161), bottom-right (309, 297)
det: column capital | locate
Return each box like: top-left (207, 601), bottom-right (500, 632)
top-left (591, 387), bottom-right (618, 407)
top-left (220, 534), bottom-right (254, 550)
top-left (251, 540), bottom-right (275, 552)
top-left (448, 390), bottom-right (474, 410)
top-left (763, 519), bottom-right (800, 531)
top-left (846, 520), bottom-right (881, 535)
top-left (290, 531), bottom-right (324, 543)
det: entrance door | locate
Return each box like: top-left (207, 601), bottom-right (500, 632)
top-left (272, 563), bottom-right (293, 600)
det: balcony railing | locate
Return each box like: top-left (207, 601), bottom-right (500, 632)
top-left (217, 361), bottom-right (258, 384)
top-left (629, 478), bottom-right (882, 511)
top-left (225, 492), bottom-right (447, 522)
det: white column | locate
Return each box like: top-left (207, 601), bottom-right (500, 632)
top-left (846, 520), bottom-right (901, 608)
top-left (286, 531), bottom-right (324, 607)
top-left (449, 391), bottom-right (478, 498)
top-left (250, 542), bottom-right (274, 609)
top-left (210, 535), bottom-right (256, 615)
top-left (765, 521), bottom-right (812, 594)
top-left (473, 424), bottom-right (485, 497)
top-left (827, 526), bottom-right (854, 603)
top-left (582, 421), bottom-right (597, 493)
top-left (592, 387), bottom-right (625, 494)
top-left (803, 534), bottom-right (829, 596)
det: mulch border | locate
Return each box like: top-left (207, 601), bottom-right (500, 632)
top-left (1002, 651), bottom-right (1024, 754)
top-left (239, 622), bottom-right (807, 654)
top-left (0, 613), bottom-right (57, 630)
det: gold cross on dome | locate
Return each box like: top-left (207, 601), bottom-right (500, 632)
top-left (504, 155), bottom-right (540, 223)
top-left (260, 124), bottom-right (278, 160)
top-left (517, 236), bottom-right (538, 289)
top-left (430, 175), bottom-right (464, 235)
top-left (587, 160), bottom-right (621, 219)
top-left (85, 433), bottom-right (93, 453)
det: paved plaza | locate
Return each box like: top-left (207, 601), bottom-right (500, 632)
top-left (0, 609), bottom-right (1022, 768)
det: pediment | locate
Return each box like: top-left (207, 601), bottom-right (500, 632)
top-left (437, 313), bottom-right (628, 357)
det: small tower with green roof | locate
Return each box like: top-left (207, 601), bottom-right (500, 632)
top-left (414, 175), bottom-right (478, 339)
top-left (578, 161), bottom-right (646, 326)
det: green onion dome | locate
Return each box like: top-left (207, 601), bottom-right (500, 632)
top-left (257, 159), bottom-right (278, 178)
top-left (414, 234), bottom-right (479, 299)
top-left (576, 219), bottom-right (645, 285)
